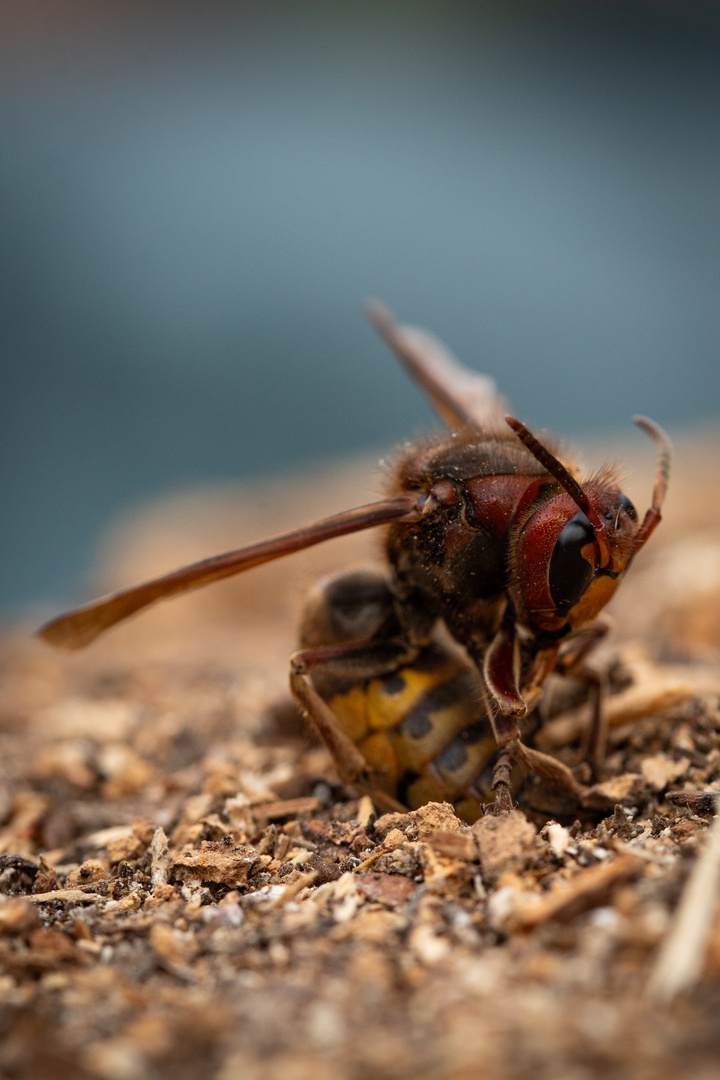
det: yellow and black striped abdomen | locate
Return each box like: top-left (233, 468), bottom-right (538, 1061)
top-left (323, 645), bottom-right (503, 823)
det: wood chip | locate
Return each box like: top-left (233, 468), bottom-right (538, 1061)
top-left (151, 826), bottom-right (170, 887)
top-left (355, 872), bottom-right (419, 908)
top-left (666, 789), bottom-right (719, 814)
top-left (356, 795), bottom-right (376, 826)
top-left (640, 754), bottom-right (690, 792)
top-left (471, 811), bottom-right (537, 882)
top-left (65, 859), bottom-right (110, 888)
top-left (429, 831), bottom-right (477, 861)
top-left (408, 802), bottom-right (463, 840)
top-left (170, 843), bottom-right (262, 887)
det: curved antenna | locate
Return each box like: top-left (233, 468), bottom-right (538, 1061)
top-left (505, 415), bottom-right (612, 569)
top-left (630, 415), bottom-right (672, 556)
top-left (37, 497), bottom-right (421, 651)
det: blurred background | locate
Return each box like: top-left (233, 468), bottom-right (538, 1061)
top-left (2, 0), bottom-right (720, 616)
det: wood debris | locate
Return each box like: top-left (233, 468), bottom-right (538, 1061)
top-left (646, 797), bottom-right (720, 1002)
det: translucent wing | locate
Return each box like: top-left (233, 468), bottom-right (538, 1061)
top-left (366, 302), bottom-right (507, 431)
top-left (38, 497), bottom-right (420, 650)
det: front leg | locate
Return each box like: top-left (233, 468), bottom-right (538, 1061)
top-left (468, 620), bottom-right (526, 812)
top-left (471, 622), bottom-right (589, 814)
top-left (469, 620), bottom-right (527, 746)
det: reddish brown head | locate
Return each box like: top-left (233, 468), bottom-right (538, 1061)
top-left (506, 416), bottom-right (671, 636)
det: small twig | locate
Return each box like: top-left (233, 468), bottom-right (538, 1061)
top-left (504, 854), bottom-right (643, 930)
top-left (353, 850), bottom-right (387, 874)
top-left (646, 800), bottom-right (720, 1003)
top-left (266, 870), bottom-right (318, 909)
top-left (666, 789), bottom-right (719, 815)
top-left (28, 888), bottom-right (107, 904)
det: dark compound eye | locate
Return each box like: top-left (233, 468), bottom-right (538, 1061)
top-left (548, 512), bottom-right (596, 614)
top-left (619, 492), bottom-right (638, 521)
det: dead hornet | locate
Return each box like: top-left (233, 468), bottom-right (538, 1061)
top-left (38, 305), bottom-right (671, 816)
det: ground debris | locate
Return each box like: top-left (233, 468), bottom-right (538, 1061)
top-left (472, 809), bottom-right (537, 882)
top-left (2, 453), bottom-right (720, 1079)
top-left (666, 789), bottom-right (720, 814)
top-left (170, 838), bottom-right (263, 887)
top-left (355, 872), bottom-right (418, 907)
top-left (491, 852), bottom-right (645, 933)
top-left (647, 808), bottom-right (720, 1002)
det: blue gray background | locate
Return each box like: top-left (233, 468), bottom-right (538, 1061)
top-left (2, 1), bottom-right (719, 614)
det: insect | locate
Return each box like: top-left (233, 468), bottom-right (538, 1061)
top-left (290, 566), bottom-right (591, 821)
top-left (38, 305), bottom-right (671, 815)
